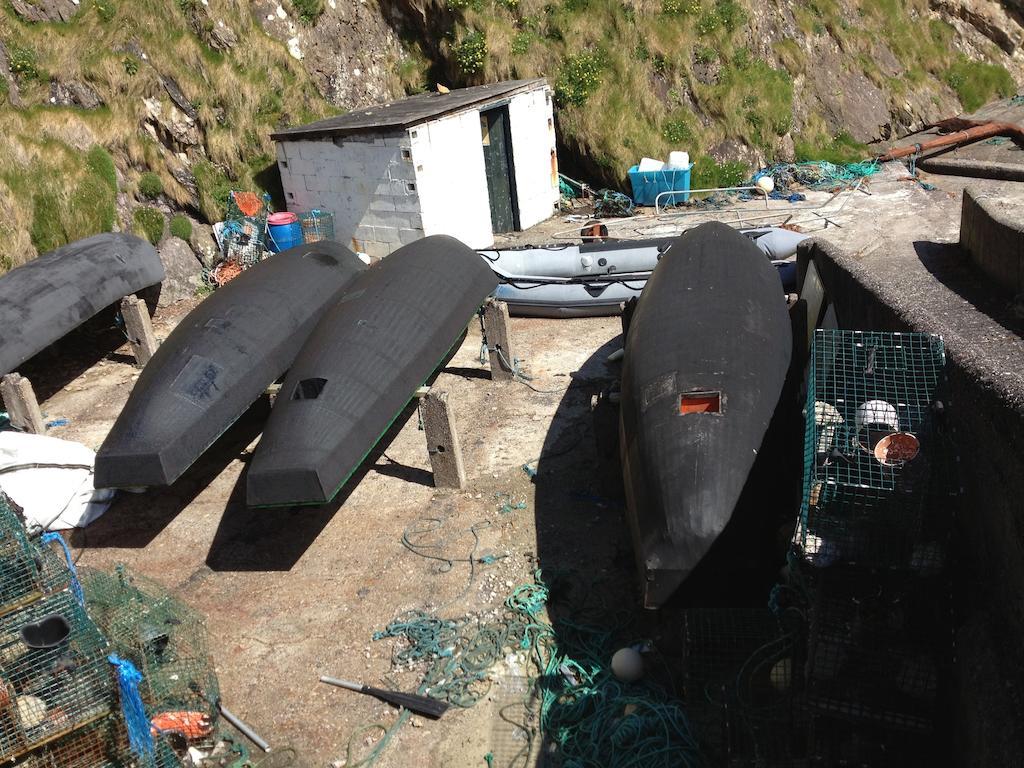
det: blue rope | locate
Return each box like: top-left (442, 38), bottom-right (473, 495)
top-left (108, 654), bottom-right (154, 758)
top-left (41, 532), bottom-right (84, 606)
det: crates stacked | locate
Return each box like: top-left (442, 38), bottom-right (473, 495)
top-left (0, 495), bottom-right (183, 767)
top-left (81, 566), bottom-right (220, 732)
top-left (794, 330), bottom-right (956, 765)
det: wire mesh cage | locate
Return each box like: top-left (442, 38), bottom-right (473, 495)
top-left (804, 571), bottom-right (947, 736)
top-left (297, 209), bottom-right (334, 243)
top-left (81, 567), bottom-right (219, 727)
top-left (681, 608), bottom-right (808, 766)
top-left (19, 712), bottom-right (183, 768)
top-left (802, 330), bottom-right (946, 496)
top-left (221, 191), bottom-right (270, 270)
top-left (796, 330), bottom-right (952, 572)
top-left (0, 590), bottom-right (114, 761)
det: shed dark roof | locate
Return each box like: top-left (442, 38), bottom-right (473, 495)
top-left (271, 79), bottom-right (548, 141)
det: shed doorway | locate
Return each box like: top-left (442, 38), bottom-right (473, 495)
top-left (480, 106), bottom-right (520, 233)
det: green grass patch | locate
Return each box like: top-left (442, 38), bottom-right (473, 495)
top-left (138, 171), bottom-right (164, 199)
top-left (774, 40), bottom-right (805, 77)
top-left (291, 0), bottom-right (323, 25)
top-left (169, 213), bottom-right (192, 241)
top-left (944, 56), bottom-right (1016, 112)
top-left (8, 45), bottom-right (39, 80)
top-left (193, 161), bottom-right (233, 222)
top-left (133, 207), bottom-right (165, 246)
top-left (691, 156), bottom-right (748, 189)
top-left (29, 190), bottom-right (64, 254)
top-left (555, 52), bottom-right (604, 107)
top-left (86, 146), bottom-right (117, 193)
top-left (794, 130), bottom-right (868, 164)
top-left (453, 30), bottom-right (487, 75)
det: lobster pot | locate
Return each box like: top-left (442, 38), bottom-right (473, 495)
top-left (298, 210), bottom-right (335, 243)
top-left (681, 608), bottom-right (807, 765)
top-left (18, 713), bottom-right (182, 768)
top-left (82, 567), bottom-right (219, 724)
top-left (0, 499), bottom-right (71, 619)
top-left (0, 591), bottom-right (114, 761)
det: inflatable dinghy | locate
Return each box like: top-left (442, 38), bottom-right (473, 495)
top-left (94, 242), bottom-right (365, 488)
top-left (0, 233), bottom-right (164, 375)
top-left (619, 222), bottom-right (792, 608)
top-left (479, 228), bottom-right (807, 317)
top-left (246, 235), bottom-right (498, 507)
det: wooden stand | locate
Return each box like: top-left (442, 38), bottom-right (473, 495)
top-left (0, 373), bottom-right (45, 435)
top-left (417, 387), bottom-right (466, 489)
top-left (482, 298), bottom-right (515, 381)
top-left (119, 294), bottom-right (158, 366)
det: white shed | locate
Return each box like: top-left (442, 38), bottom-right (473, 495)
top-left (271, 79), bottom-right (559, 258)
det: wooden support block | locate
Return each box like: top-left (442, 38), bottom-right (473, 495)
top-left (420, 390), bottom-right (466, 489)
top-left (120, 295), bottom-right (158, 367)
top-left (482, 298), bottom-right (515, 381)
top-left (620, 297), bottom-right (638, 341)
top-left (1, 373), bottom-right (45, 435)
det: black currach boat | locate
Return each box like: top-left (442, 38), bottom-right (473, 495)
top-left (0, 233), bottom-right (164, 376)
top-left (619, 221), bottom-right (792, 609)
top-left (94, 242), bottom-right (366, 489)
top-left (246, 235), bottom-right (498, 507)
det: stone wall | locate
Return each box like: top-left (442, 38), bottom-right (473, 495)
top-left (960, 186), bottom-right (1024, 295)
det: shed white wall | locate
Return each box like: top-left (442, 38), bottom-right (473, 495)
top-left (276, 134), bottom-right (424, 259)
top-left (409, 111), bottom-right (493, 249)
top-left (507, 87), bottom-right (559, 230)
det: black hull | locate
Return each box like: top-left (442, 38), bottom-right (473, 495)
top-left (619, 222), bottom-right (792, 608)
top-left (0, 233), bottom-right (163, 375)
top-left (246, 235), bottom-right (498, 507)
top-left (94, 242), bottom-right (366, 488)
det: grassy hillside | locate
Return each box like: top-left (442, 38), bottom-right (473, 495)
top-left (410, 0), bottom-right (1018, 187)
top-left (0, 0), bottom-right (340, 268)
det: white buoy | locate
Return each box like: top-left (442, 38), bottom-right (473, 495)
top-left (611, 647), bottom-right (644, 683)
top-left (756, 175), bottom-right (776, 195)
top-left (769, 658), bottom-right (792, 691)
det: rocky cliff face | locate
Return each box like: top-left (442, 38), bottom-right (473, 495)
top-left (0, 0), bottom-right (1021, 269)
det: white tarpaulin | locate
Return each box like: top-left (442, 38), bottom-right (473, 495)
top-left (0, 430), bottom-right (114, 530)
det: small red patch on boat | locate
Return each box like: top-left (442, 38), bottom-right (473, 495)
top-left (679, 392), bottom-right (722, 415)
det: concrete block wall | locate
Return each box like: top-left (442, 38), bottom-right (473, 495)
top-left (411, 110), bottom-right (493, 249)
top-left (508, 87), bottom-right (560, 230)
top-left (960, 186), bottom-right (1024, 296)
top-left (276, 133), bottom-right (425, 259)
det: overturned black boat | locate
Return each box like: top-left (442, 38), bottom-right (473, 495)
top-left (619, 222), bottom-right (792, 608)
top-left (0, 233), bottom-right (164, 375)
top-left (94, 242), bottom-right (365, 488)
top-left (246, 235), bottom-right (498, 507)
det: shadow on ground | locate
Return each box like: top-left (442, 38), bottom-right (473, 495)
top-left (914, 240), bottom-right (1024, 341)
top-left (204, 399), bottom-right (426, 572)
top-left (71, 396), bottom-right (272, 551)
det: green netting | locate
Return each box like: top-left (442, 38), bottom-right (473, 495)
top-left (221, 191), bottom-right (270, 269)
top-left (0, 590), bottom-right (115, 761)
top-left (81, 567), bottom-right (219, 726)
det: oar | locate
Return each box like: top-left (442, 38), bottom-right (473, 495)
top-left (319, 676), bottom-right (450, 719)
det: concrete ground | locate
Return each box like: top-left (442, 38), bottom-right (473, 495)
top-left (19, 159), bottom-right (1020, 767)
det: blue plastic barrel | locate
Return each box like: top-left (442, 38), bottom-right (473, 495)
top-left (267, 212), bottom-right (303, 253)
top-left (627, 164), bottom-right (693, 206)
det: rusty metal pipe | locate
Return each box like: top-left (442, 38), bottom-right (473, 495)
top-left (876, 121), bottom-right (1024, 162)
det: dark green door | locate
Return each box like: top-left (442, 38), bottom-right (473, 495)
top-left (481, 107), bottom-right (519, 233)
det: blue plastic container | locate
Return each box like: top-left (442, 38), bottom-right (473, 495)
top-left (267, 213), bottom-right (303, 253)
top-left (627, 164), bottom-right (693, 206)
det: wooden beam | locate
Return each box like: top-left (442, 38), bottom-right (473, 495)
top-left (1, 373), bottom-right (45, 435)
top-left (120, 295), bottom-right (158, 366)
top-left (420, 389), bottom-right (466, 489)
top-left (482, 298), bottom-right (515, 381)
